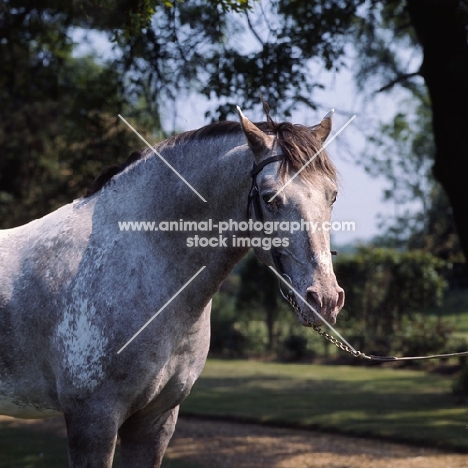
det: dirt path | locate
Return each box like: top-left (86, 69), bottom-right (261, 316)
top-left (1, 415), bottom-right (467, 467)
top-left (167, 417), bottom-right (468, 468)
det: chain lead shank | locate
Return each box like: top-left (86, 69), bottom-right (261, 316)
top-left (312, 325), bottom-right (468, 362)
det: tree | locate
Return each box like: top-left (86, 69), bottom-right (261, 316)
top-left (406, 0), bottom-right (468, 261)
top-left (361, 90), bottom-right (463, 260)
top-left (0, 2), bottom-right (138, 227)
top-left (353, 0), bottom-right (468, 260)
top-left (0, 0), bottom-right (252, 227)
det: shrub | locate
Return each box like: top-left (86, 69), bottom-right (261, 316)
top-left (393, 314), bottom-right (454, 357)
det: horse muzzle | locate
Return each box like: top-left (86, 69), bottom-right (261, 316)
top-left (305, 286), bottom-right (345, 325)
top-left (282, 282), bottom-right (344, 327)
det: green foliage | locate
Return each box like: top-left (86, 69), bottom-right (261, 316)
top-left (203, 0), bottom-right (367, 118)
top-left (353, 0), bottom-right (421, 95)
top-left (211, 246), bottom-right (459, 360)
top-left (75, 0), bottom-right (367, 119)
top-left (0, 0), bottom-right (259, 226)
top-left (407, 185), bottom-right (464, 261)
top-left (433, 288), bottom-right (468, 335)
top-left (210, 254), bottom-right (327, 358)
top-left (0, 4), bottom-right (140, 227)
top-left (393, 313), bottom-right (454, 358)
top-left (236, 252), bottom-right (288, 351)
top-left (210, 287), bottom-right (248, 357)
top-left (282, 334), bottom-right (313, 361)
top-left (362, 91), bottom-right (463, 259)
top-left (335, 247), bottom-right (452, 356)
top-left (2, 0), bottom-right (466, 249)
top-left (352, 3), bottom-right (466, 260)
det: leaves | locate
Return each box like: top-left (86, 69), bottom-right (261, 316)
top-left (335, 246), bottom-right (450, 356)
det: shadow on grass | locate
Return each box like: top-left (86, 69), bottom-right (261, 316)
top-left (0, 425), bottom-right (68, 468)
top-left (0, 424), bottom-right (206, 468)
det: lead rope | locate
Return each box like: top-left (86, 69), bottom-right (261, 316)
top-left (311, 325), bottom-right (468, 362)
top-left (279, 254), bottom-right (468, 362)
top-left (279, 267), bottom-right (468, 361)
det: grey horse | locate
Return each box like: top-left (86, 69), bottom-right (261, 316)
top-left (0, 107), bottom-right (344, 467)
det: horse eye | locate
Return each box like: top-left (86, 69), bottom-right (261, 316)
top-left (332, 192), bottom-right (338, 204)
top-left (262, 194), bottom-right (279, 211)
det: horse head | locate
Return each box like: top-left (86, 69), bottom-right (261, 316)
top-left (238, 107), bottom-right (345, 327)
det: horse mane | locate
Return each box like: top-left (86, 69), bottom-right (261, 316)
top-left (85, 151), bottom-right (143, 197)
top-left (84, 115), bottom-right (336, 197)
top-left (167, 120), bottom-right (336, 180)
top-left (259, 120), bottom-right (336, 182)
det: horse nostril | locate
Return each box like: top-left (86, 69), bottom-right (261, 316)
top-left (306, 290), bottom-right (322, 313)
top-left (336, 287), bottom-right (345, 309)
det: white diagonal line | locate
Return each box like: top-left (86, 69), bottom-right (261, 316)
top-left (117, 266), bottom-right (206, 354)
top-left (118, 114), bottom-right (207, 203)
top-left (268, 266), bottom-right (356, 352)
top-left (268, 115), bottom-right (356, 202)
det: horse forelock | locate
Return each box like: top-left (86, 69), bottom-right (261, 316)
top-left (84, 118), bottom-right (336, 197)
top-left (255, 121), bottom-right (337, 184)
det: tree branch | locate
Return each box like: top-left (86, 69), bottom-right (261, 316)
top-left (245, 10), bottom-right (264, 47)
top-left (377, 70), bottom-right (421, 93)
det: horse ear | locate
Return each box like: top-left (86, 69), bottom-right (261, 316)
top-left (313, 109), bottom-right (334, 143)
top-left (236, 106), bottom-right (269, 158)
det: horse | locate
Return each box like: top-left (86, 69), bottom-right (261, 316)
top-left (0, 107), bottom-right (344, 467)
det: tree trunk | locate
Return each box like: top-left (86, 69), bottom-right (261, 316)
top-left (407, 0), bottom-right (468, 261)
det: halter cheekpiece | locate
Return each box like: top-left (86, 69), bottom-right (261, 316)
top-left (247, 154), bottom-right (284, 223)
top-left (246, 152), bottom-right (295, 301)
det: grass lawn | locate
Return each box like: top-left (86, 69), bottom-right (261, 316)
top-left (1, 359), bottom-right (467, 465)
top-left (0, 425), bottom-right (68, 468)
top-left (0, 425), bottom-right (202, 468)
top-left (181, 359), bottom-right (468, 452)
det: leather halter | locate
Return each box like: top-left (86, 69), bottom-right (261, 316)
top-left (246, 153), bottom-right (293, 300)
top-left (246, 150), bottom-right (338, 301)
top-left (247, 155), bottom-right (284, 226)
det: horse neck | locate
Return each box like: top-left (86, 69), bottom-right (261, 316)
top-left (95, 135), bottom-right (253, 289)
top-left (102, 136), bottom-right (251, 217)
